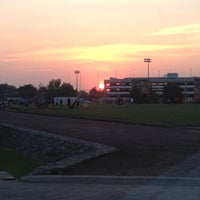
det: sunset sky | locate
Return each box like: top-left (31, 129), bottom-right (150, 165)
top-left (0, 0), bottom-right (200, 91)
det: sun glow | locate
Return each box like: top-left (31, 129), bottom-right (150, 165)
top-left (99, 82), bottom-right (105, 90)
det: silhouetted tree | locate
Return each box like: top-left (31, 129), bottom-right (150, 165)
top-left (163, 83), bottom-right (182, 103)
top-left (38, 83), bottom-right (48, 97)
top-left (78, 90), bottom-right (88, 99)
top-left (0, 87), bottom-right (5, 99)
top-left (0, 84), bottom-right (18, 98)
top-left (48, 79), bottom-right (61, 94)
top-left (89, 87), bottom-right (103, 101)
top-left (130, 82), bottom-right (148, 103)
top-left (60, 82), bottom-right (76, 97)
top-left (149, 89), bottom-right (160, 103)
top-left (46, 79), bottom-right (62, 99)
top-left (46, 79), bottom-right (76, 100)
top-left (18, 84), bottom-right (37, 99)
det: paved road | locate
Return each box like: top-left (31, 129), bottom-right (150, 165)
top-left (1, 176), bottom-right (200, 200)
top-left (1, 111), bottom-right (200, 176)
top-left (0, 110), bottom-right (170, 147)
top-left (1, 111), bottom-right (200, 199)
top-left (0, 111), bottom-right (196, 148)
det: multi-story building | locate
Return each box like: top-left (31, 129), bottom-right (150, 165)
top-left (104, 73), bottom-right (200, 103)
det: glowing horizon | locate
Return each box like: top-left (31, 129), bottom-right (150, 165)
top-left (0, 0), bottom-right (200, 90)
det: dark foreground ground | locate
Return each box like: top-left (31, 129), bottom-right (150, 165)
top-left (1, 111), bottom-right (200, 177)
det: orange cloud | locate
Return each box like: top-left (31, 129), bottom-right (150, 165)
top-left (0, 43), bottom-right (191, 63)
top-left (151, 24), bottom-right (200, 36)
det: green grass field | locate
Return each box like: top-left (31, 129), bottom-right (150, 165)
top-left (0, 148), bottom-right (42, 179)
top-left (16, 103), bottom-right (200, 127)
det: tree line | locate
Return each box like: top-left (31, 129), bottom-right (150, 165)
top-left (0, 79), bottom-right (102, 102)
top-left (130, 81), bottom-right (183, 104)
top-left (0, 78), bottom-right (184, 104)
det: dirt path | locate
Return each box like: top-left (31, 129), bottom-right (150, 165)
top-left (1, 111), bottom-right (200, 176)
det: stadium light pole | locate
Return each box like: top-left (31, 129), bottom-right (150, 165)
top-left (144, 58), bottom-right (152, 103)
top-left (74, 70), bottom-right (80, 94)
top-left (144, 58), bottom-right (151, 81)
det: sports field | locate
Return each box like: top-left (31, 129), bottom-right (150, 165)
top-left (19, 103), bottom-right (200, 127)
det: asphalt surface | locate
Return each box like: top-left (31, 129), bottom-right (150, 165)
top-left (1, 110), bottom-right (200, 176)
top-left (1, 110), bottom-right (200, 199)
top-left (1, 175), bottom-right (200, 200)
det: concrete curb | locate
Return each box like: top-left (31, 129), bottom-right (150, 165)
top-left (20, 175), bottom-right (200, 186)
top-left (0, 171), bottom-right (15, 180)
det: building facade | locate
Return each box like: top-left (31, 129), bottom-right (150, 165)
top-left (104, 73), bottom-right (200, 103)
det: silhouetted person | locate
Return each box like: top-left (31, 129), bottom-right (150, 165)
top-left (55, 99), bottom-right (58, 106)
top-left (76, 98), bottom-right (80, 107)
top-left (52, 99), bottom-right (55, 108)
top-left (59, 98), bottom-right (63, 107)
top-left (67, 98), bottom-right (71, 108)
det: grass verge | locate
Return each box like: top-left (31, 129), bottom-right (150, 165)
top-left (0, 147), bottom-right (42, 179)
top-left (9, 103), bottom-right (200, 127)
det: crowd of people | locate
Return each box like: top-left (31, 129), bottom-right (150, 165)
top-left (0, 96), bottom-right (82, 110)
